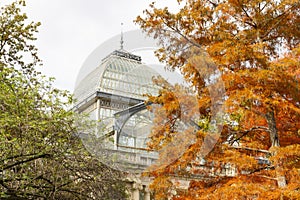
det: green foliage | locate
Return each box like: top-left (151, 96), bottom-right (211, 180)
top-left (0, 0), bottom-right (41, 70)
top-left (0, 1), bottom-right (127, 199)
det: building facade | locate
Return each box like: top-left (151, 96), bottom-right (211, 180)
top-left (74, 48), bottom-right (160, 199)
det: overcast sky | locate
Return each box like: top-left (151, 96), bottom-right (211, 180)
top-left (2, 0), bottom-right (179, 92)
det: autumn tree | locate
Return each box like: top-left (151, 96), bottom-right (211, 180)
top-left (136, 0), bottom-right (300, 199)
top-left (0, 1), bottom-right (127, 199)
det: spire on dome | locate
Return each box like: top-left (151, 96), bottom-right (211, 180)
top-left (101, 23), bottom-right (142, 62)
top-left (120, 23), bottom-right (124, 49)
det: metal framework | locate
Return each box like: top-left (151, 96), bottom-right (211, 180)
top-left (74, 49), bottom-right (160, 171)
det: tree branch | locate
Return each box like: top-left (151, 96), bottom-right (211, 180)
top-left (1, 153), bottom-right (43, 163)
top-left (206, 0), bottom-right (218, 8)
top-left (229, 126), bottom-right (270, 145)
top-left (1, 153), bottom-right (51, 172)
top-left (249, 165), bottom-right (275, 174)
top-left (230, 146), bottom-right (271, 154)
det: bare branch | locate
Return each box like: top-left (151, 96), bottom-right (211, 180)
top-left (229, 126), bottom-right (270, 145)
top-left (1, 153), bottom-right (51, 172)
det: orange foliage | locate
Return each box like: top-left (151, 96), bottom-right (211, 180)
top-left (136, 0), bottom-right (300, 199)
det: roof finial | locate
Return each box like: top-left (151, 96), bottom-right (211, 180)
top-left (120, 23), bottom-right (124, 50)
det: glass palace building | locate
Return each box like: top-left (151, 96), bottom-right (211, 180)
top-left (74, 48), bottom-right (160, 172)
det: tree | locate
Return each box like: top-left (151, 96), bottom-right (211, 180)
top-left (136, 0), bottom-right (300, 199)
top-left (0, 1), bottom-right (127, 199)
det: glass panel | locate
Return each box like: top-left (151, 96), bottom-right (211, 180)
top-left (89, 109), bottom-right (97, 120)
top-left (99, 56), bottom-right (160, 100)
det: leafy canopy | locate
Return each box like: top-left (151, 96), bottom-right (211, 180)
top-left (136, 0), bottom-right (300, 199)
top-left (0, 1), bottom-right (127, 199)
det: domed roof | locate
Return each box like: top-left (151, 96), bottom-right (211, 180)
top-left (74, 49), bottom-right (159, 103)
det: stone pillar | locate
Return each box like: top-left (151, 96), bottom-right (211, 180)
top-left (95, 99), bottom-right (101, 136)
top-left (132, 188), bottom-right (139, 200)
top-left (144, 187), bottom-right (151, 200)
top-left (132, 182), bottom-right (143, 200)
top-left (96, 99), bottom-right (101, 121)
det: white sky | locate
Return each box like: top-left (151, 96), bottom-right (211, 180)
top-left (1, 0), bottom-right (180, 92)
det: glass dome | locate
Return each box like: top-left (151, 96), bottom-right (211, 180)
top-left (74, 50), bottom-right (159, 103)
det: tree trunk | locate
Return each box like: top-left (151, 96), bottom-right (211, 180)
top-left (266, 110), bottom-right (286, 187)
top-left (266, 110), bottom-right (280, 147)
